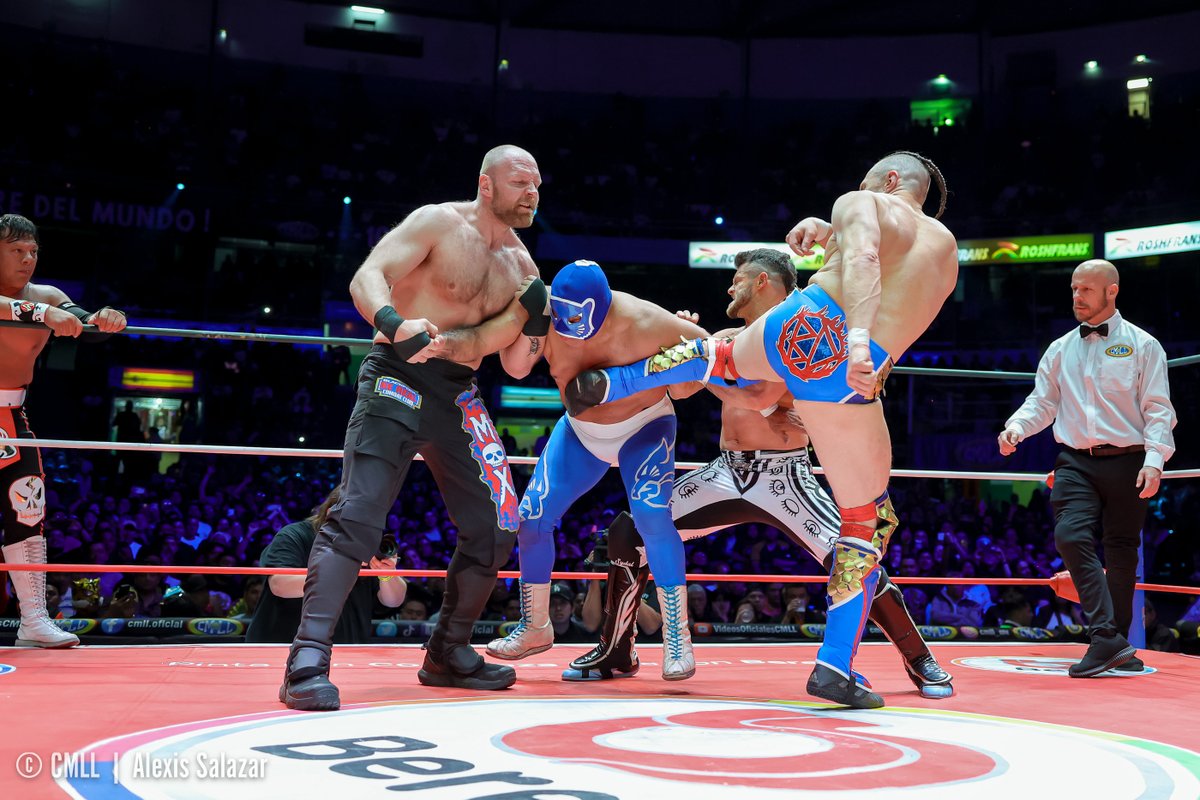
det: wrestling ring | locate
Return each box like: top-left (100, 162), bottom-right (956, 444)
top-left (1, 320), bottom-right (1198, 800)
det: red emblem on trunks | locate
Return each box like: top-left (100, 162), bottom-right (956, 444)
top-left (774, 304), bottom-right (847, 382)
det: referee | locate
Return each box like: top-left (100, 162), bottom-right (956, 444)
top-left (998, 259), bottom-right (1176, 677)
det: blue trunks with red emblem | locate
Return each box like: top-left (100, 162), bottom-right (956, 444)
top-left (762, 284), bottom-right (892, 404)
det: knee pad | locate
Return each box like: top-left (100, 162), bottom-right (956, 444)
top-left (607, 511), bottom-right (646, 568)
top-left (828, 538), bottom-right (881, 606)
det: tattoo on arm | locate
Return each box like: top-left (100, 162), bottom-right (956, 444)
top-left (528, 337), bottom-right (541, 356)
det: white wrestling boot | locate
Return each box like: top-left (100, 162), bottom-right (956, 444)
top-left (486, 581), bottom-right (552, 660)
top-left (3, 537), bottom-right (79, 648)
top-left (657, 585), bottom-right (695, 680)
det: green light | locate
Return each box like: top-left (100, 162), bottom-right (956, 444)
top-left (1134, 54), bottom-right (1148, 63)
top-left (1084, 60), bottom-right (1099, 71)
top-left (932, 73), bottom-right (951, 86)
top-left (943, 117), bottom-right (955, 126)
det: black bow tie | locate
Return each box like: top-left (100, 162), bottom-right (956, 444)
top-left (1080, 323), bottom-right (1109, 338)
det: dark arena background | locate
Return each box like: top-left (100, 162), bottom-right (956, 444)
top-left (1, 2), bottom-right (1199, 798)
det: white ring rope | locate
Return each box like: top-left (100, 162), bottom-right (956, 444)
top-left (22, 437), bottom-right (1200, 480)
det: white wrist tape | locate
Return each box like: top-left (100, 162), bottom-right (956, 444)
top-left (847, 327), bottom-right (870, 349)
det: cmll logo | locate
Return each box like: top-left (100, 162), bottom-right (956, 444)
top-left (62, 697), bottom-right (1197, 799)
top-left (954, 655), bottom-right (1156, 676)
top-left (1106, 344), bottom-right (1134, 358)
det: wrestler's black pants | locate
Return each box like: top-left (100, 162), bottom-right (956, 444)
top-left (1051, 448), bottom-right (1147, 639)
top-left (1, 405), bottom-right (46, 546)
top-left (288, 347), bottom-right (520, 679)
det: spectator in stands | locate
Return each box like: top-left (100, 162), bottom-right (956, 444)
top-left (928, 573), bottom-right (985, 628)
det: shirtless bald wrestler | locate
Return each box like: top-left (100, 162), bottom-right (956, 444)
top-left (282, 145), bottom-right (554, 709)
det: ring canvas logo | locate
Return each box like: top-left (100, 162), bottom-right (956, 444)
top-left (62, 697), bottom-right (1197, 799)
top-left (953, 655), bottom-right (1157, 676)
top-left (0, 663), bottom-right (15, 676)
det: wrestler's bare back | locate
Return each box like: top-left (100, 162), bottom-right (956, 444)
top-left (372, 202), bottom-right (536, 366)
top-left (809, 192), bottom-right (957, 359)
top-left (547, 292), bottom-right (706, 425)
top-left (0, 282), bottom-right (57, 387)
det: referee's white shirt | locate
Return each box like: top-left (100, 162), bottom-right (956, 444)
top-left (1004, 310), bottom-right (1177, 471)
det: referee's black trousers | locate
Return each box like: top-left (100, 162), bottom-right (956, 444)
top-left (1050, 449), bottom-right (1148, 640)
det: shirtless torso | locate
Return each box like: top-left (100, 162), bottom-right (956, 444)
top-left (0, 282), bottom-right (56, 388)
top-left (808, 191), bottom-right (957, 360)
top-left (367, 202), bottom-right (538, 369)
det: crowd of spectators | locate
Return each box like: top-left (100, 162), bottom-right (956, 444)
top-left (6, 440), bottom-right (1196, 653)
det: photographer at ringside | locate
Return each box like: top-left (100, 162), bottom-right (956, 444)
top-left (246, 486), bottom-right (407, 643)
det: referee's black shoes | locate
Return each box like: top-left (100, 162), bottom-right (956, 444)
top-left (1068, 632), bottom-right (1136, 678)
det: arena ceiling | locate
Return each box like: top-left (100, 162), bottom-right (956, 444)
top-left (299, 0), bottom-right (1195, 38)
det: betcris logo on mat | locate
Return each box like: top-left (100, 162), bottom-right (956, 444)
top-left (375, 377), bottom-right (422, 409)
top-left (62, 697), bottom-right (1198, 799)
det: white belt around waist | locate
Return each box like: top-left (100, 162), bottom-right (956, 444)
top-left (0, 388), bottom-right (27, 408)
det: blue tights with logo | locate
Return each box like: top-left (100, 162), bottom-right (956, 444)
top-left (516, 414), bottom-right (686, 586)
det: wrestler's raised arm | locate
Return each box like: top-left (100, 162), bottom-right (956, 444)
top-left (633, 300), bottom-right (709, 401)
top-left (830, 191), bottom-right (883, 332)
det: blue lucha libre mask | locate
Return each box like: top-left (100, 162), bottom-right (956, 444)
top-left (549, 260), bottom-right (611, 340)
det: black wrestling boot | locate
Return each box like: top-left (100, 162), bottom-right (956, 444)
top-left (280, 538), bottom-right (362, 711)
top-left (1069, 632), bottom-right (1136, 678)
top-left (807, 663), bottom-right (885, 709)
top-left (420, 549), bottom-right (515, 690)
top-left (869, 576), bottom-right (954, 698)
top-left (563, 561), bottom-right (648, 681)
top-left (417, 644), bottom-right (516, 690)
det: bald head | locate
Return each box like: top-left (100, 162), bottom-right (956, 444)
top-left (477, 144), bottom-right (541, 228)
top-left (480, 145), bottom-right (536, 178)
top-left (1071, 259), bottom-right (1119, 324)
top-left (1074, 259), bottom-right (1120, 286)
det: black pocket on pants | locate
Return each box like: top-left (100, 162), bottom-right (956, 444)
top-left (354, 393), bottom-right (420, 465)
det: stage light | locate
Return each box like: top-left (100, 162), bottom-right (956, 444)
top-left (932, 73), bottom-right (951, 87)
top-left (1134, 54), bottom-right (1148, 64)
top-left (1127, 77), bottom-right (1151, 90)
top-left (262, 306), bottom-right (272, 315)
top-left (714, 216), bottom-right (724, 226)
top-left (217, 29), bottom-right (228, 42)
top-left (343, 196), bottom-right (352, 205)
top-left (176, 183), bottom-right (185, 191)
top-left (350, 5), bottom-right (385, 14)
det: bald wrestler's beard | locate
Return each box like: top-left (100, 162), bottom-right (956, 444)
top-left (492, 201), bottom-right (535, 229)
